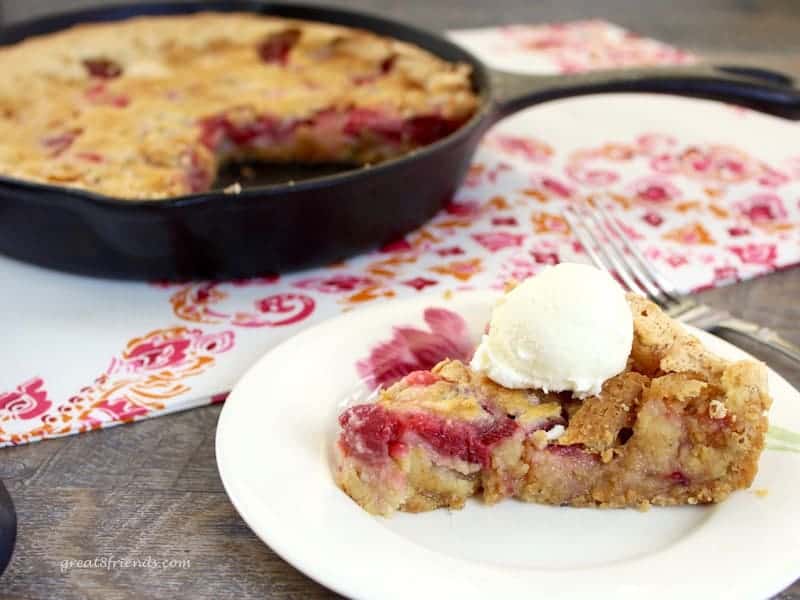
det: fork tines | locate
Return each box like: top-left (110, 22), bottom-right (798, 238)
top-left (562, 200), bottom-right (680, 309)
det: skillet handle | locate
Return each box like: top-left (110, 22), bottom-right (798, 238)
top-left (491, 64), bottom-right (800, 120)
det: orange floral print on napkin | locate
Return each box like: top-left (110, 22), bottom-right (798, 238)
top-left (0, 327), bottom-right (235, 445)
top-left (342, 285), bottom-right (396, 305)
top-left (430, 258), bottom-right (483, 281)
top-left (663, 222), bottom-right (715, 245)
top-left (531, 211), bottom-right (570, 234)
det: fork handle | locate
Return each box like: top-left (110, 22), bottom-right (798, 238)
top-left (715, 317), bottom-right (800, 363)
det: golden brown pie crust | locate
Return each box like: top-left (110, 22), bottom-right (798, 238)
top-left (0, 13), bottom-right (478, 199)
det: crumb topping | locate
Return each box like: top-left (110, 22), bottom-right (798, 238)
top-left (709, 399), bottom-right (728, 420)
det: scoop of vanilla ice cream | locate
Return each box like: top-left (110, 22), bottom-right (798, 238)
top-left (470, 263), bottom-right (633, 397)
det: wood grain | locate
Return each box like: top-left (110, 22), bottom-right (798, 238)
top-left (1, 1), bottom-right (799, 598)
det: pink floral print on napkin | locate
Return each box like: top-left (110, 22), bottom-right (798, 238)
top-left (449, 20), bottom-right (696, 75)
top-left (356, 308), bottom-right (474, 390)
top-left (0, 378), bottom-right (51, 422)
top-left (0, 327), bottom-right (235, 446)
top-left (168, 279), bottom-right (316, 328)
top-left (500, 21), bottom-right (697, 73)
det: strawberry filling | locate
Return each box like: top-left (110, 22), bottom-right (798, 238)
top-left (342, 109), bottom-right (464, 145)
top-left (198, 114), bottom-right (297, 150)
top-left (82, 57), bottom-right (123, 79)
top-left (85, 83), bottom-right (129, 107)
top-left (668, 470), bottom-right (690, 486)
top-left (182, 150), bottom-right (214, 193)
top-left (546, 443), bottom-right (591, 458)
top-left (41, 130), bottom-right (82, 157)
top-left (76, 152), bottom-right (104, 163)
top-left (342, 108), bottom-right (404, 141)
top-left (257, 29), bottom-right (301, 64)
top-left (190, 107), bottom-right (467, 192)
top-left (352, 55), bottom-right (397, 85)
top-left (198, 108), bottom-right (461, 153)
top-left (338, 403), bottom-right (519, 468)
top-left (403, 371), bottom-right (440, 386)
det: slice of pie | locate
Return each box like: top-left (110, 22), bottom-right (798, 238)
top-left (0, 13), bottom-right (478, 199)
top-left (334, 295), bottom-right (771, 515)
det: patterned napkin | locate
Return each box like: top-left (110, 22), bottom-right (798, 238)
top-left (2, 21), bottom-right (799, 447)
top-left (450, 20), bottom-right (696, 74)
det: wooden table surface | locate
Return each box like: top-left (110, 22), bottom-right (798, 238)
top-left (1, 1), bottom-right (799, 598)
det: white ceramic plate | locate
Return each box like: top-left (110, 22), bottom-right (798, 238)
top-left (216, 291), bottom-right (800, 600)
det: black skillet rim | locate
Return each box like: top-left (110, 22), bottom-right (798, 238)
top-left (0, 0), bottom-right (495, 209)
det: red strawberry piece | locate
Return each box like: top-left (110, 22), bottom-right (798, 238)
top-left (353, 54), bottom-right (397, 85)
top-left (478, 417), bottom-right (518, 446)
top-left (353, 55), bottom-right (397, 85)
top-left (257, 29), bottom-right (301, 64)
top-left (41, 130), bottom-right (81, 157)
top-left (229, 116), bottom-right (290, 145)
top-left (403, 371), bottom-right (440, 386)
top-left (82, 57), bottom-right (123, 79)
top-left (84, 83), bottom-right (129, 107)
top-left (388, 441), bottom-right (407, 458)
top-left (183, 150), bottom-right (213, 193)
top-left (380, 55), bottom-right (396, 74)
top-left (352, 73), bottom-right (379, 86)
top-left (340, 402), bottom-right (518, 469)
top-left (404, 412), bottom-right (486, 465)
top-left (343, 108), bottom-right (403, 142)
top-left (547, 444), bottom-right (590, 458)
top-left (76, 152), bottom-right (104, 163)
top-left (199, 114), bottom-right (294, 148)
top-left (198, 115), bottom-right (227, 150)
top-left (668, 471), bottom-right (690, 485)
top-left (338, 404), bottom-right (403, 463)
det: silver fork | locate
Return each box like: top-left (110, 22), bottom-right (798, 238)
top-left (563, 201), bottom-right (800, 363)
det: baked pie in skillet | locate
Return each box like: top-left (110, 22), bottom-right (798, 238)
top-left (0, 13), bottom-right (478, 199)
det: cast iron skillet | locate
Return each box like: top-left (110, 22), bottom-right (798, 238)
top-left (0, 480), bottom-right (15, 578)
top-left (1, 2), bottom-right (800, 280)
